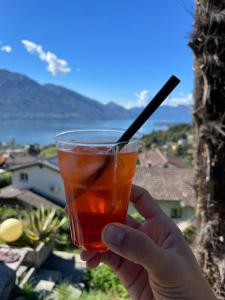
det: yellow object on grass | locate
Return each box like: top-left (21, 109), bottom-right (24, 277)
top-left (0, 218), bottom-right (23, 242)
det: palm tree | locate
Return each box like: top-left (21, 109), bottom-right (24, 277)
top-left (189, 0), bottom-right (225, 298)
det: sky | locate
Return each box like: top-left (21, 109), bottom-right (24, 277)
top-left (0, 0), bottom-right (195, 108)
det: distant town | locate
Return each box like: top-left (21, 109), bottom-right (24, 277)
top-left (0, 123), bottom-right (194, 225)
top-left (0, 123), bottom-right (196, 298)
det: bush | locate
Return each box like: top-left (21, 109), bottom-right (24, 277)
top-left (85, 265), bottom-right (129, 299)
top-left (183, 225), bottom-right (196, 244)
top-left (0, 172), bottom-right (12, 188)
top-left (0, 204), bottom-right (26, 222)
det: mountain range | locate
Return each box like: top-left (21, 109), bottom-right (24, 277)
top-left (0, 69), bottom-right (191, 122)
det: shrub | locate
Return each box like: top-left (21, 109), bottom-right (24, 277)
top-left (85, 265), bottom-right (129, 299)
top-left (183, 225), bottom-right (196, 244)
top-left (0, 204), bottom-right (26, 222)
top-left (0, 172), bottom-right (12, 188)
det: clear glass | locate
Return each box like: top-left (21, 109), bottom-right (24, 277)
top-left (56, 129), bottom-right (140, 252)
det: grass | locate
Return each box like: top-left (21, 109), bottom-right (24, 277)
top-left (47, 281), bottom-right (129, 300)
top-left (80, 291), bottom-right (126, 300)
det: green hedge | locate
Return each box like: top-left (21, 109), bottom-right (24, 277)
top-left (0, 172), bottom-right (12, 188)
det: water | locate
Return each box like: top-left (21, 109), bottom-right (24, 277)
top-left (0, 118), bottom-right (182, 145)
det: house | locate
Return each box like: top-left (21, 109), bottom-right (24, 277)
top-left (0, 185), bottom-right (59, 209)
top-left (3, 150), bottom-right (37, 169)
top-left (7, 157), bottom-right (65, 207)
top-left (133, 167), bottom-right (195, 221)
top-left (5, 156), bottom-right (195, 222)
top-left (138, 148), bottom-right (189, 168)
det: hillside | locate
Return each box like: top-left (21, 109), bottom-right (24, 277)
top-left (0, 69), bottom-right (192, 122)
top-left (0, 69), bottom-right (132, 120)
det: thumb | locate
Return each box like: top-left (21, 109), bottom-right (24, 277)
top-left (102, 223), bottom-right (165, 274)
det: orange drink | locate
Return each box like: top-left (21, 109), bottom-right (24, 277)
top-left (56, 129), bottom-right (139, 252)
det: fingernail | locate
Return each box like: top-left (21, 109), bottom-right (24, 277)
top-left (103, 224), bottom-right (125, 246)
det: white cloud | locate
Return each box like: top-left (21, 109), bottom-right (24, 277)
top-left (124, 90), bottom-right (150, 109)
top-left (123, 91), bottom-right (193, 109)
top-left (135, 90), bottom-right (149, 107)
top-left (22, 39), bottom-right (71, 76)
top-left (1, 45), bottom-right (12, 53)
top-left (163, 93), bottom-right (193, 107)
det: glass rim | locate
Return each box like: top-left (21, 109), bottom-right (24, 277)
top-left (55, 128), bottom-right (142, 147)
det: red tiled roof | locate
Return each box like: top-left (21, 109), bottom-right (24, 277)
top-left (139, 149), bottom-right (166, 167)
top-left (138, 149), bottom-right (190, 168)
top-left (133, 167), bottom-right (195, 207)
top-left (0, 154), bottom-right (7, 166)
top-left (166, 154), bottom-right (190, 168)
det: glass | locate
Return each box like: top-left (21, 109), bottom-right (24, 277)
top-left (55, 129), bottom-right (140, 252)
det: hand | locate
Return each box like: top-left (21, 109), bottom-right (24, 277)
top-left (80, 185), bottom-right (217, 300)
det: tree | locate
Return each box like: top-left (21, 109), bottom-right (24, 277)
top-left (190, 1), bottom-right (225, 298)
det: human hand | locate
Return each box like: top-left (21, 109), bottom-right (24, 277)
top-left (81, 185), bottom-right (216, 300)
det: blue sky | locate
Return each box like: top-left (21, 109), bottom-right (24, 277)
top-left (0, 0), bottom-right (194, 108)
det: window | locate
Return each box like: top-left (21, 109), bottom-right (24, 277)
top-left (170, 208), bottom-right (182, 219)
top-left (50, 185), bottom-right (60, 193)
top-left (20, 172), bottom-right (29, 182)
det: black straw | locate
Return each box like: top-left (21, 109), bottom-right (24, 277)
top-left (68, 75), bottom-right (180, 202)
top-left (117, 75), bottom-right (180, 144)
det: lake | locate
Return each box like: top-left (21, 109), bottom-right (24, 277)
top-left (0, 118), bottom-right (186, 145)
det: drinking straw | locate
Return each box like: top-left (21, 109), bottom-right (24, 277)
top-left (117, 75), bottom-right (180, 145)
top-left (70, 75), bottom-right (181, 200)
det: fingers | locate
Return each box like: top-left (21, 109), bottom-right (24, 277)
top-left (80, 216), bottom-right (141, 270)
top-left (80, 251), bottom-right (102, 268)
top-left (126, 214), bottom-right (141, 229)
top-left (102, 223), bottom-right (166, 275)
top-left (131, 185), bottom-right (164, 219)
top-left (86, 254), bottom-right (101, 268)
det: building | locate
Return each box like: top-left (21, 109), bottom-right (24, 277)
top-left (138, 148), bottom-right (190, 168)
top-left (133, 167), bottom-right (195, 221)
top-left (7, 157), bottom-right (65, 207)
top-left (4, 156), bottom-right (195, 222)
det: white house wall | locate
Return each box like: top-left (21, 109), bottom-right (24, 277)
top-left (12, 166), bottom-right (66, 204)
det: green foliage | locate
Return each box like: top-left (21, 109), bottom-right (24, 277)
top-left (40, 144), bottom-right (57, 157)
top-left (131, 211), bottom-right (144, 223)
top-left (22, 281), bottom-right (39, 300)
top-left (80, 291), bottom-right (123, 300)
top-left (86, 265), bottom-right (129, 299)
top-left (142, 123), bottom-right (192, 149)
top-left (0, 204), bottom-right (26, 222)
top-left (183, 225), bottom-right (196, 244)
top-left (23, 206), bottom-right (67, 244)
top-left (47, 281), bottom-right (78, 300)
top-left (0, 172), bottom-right (12, 188)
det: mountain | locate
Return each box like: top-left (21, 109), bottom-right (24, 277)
top-left (0, 69), bottom-right (191, 122)
top-left (0, 69), bottom-right (132, 120)
top-left (129, 105), bottom-right (192, 123)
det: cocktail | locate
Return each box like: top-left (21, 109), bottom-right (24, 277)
top-left (55, 75), bottom-right (180, 252)
top-left (56, 129), bottom-right (140, 252)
